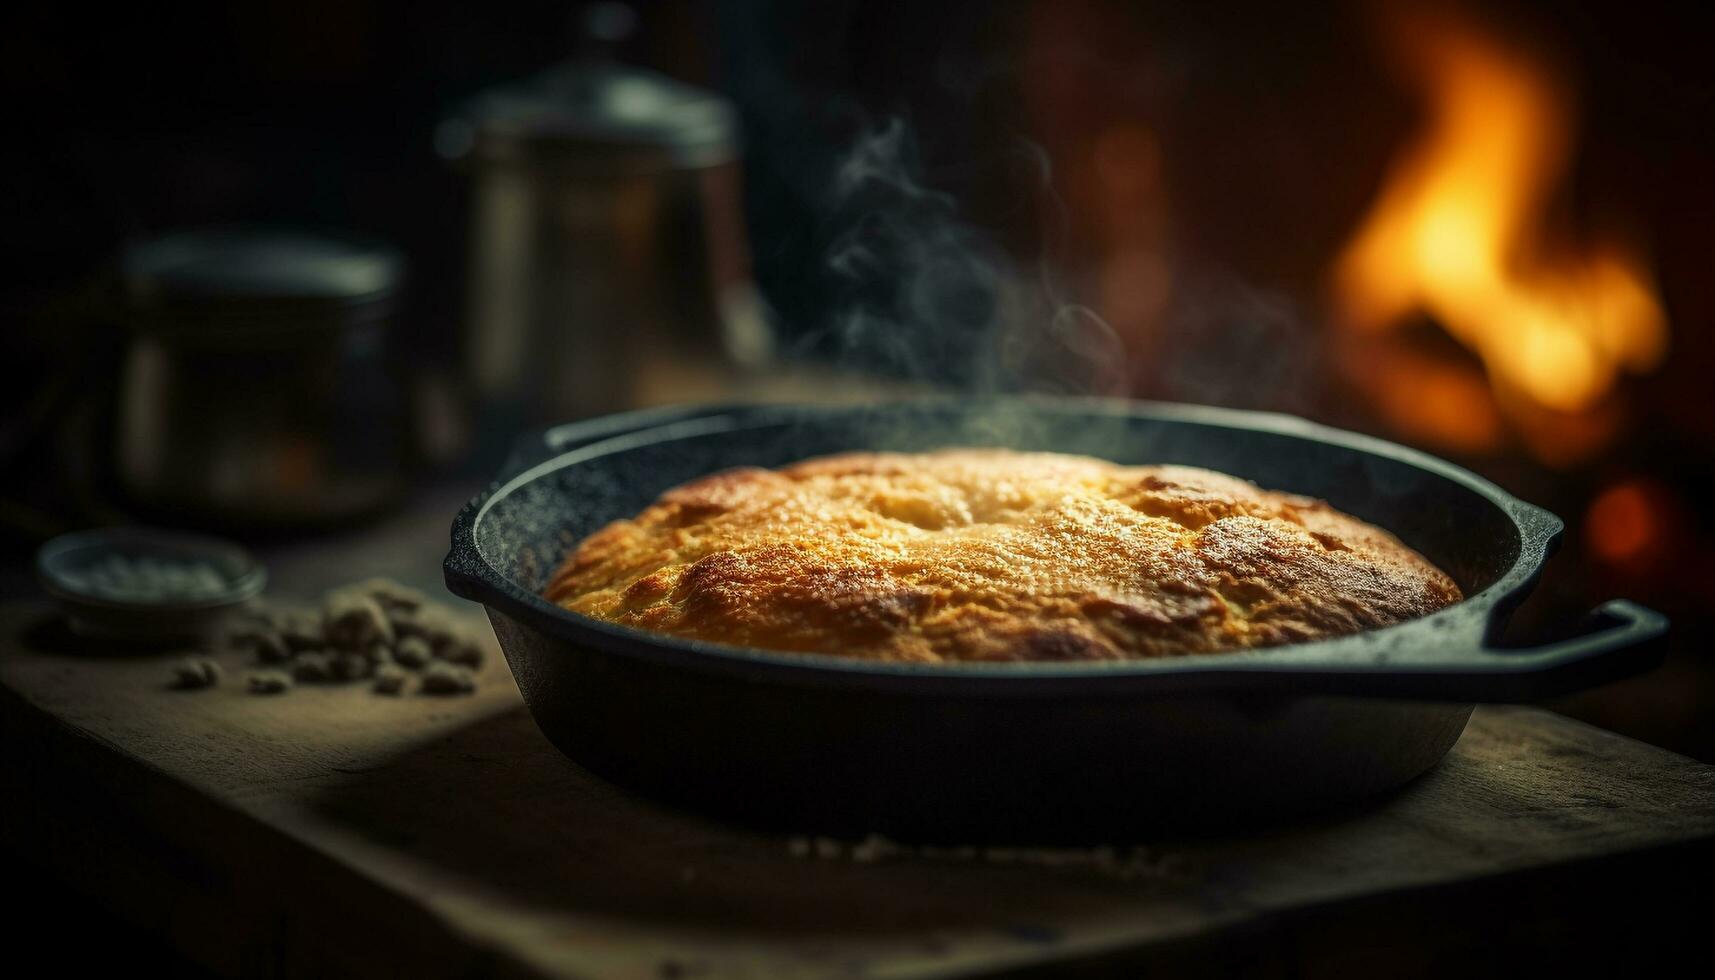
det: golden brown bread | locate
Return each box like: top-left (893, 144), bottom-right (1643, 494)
top-left (544, 449), bottom-right (1462, 662)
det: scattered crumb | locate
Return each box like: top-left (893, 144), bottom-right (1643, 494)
top-left (434, 635), bottom-right (484, 670)
top-left (850, 835), bottom-right (892, 863)
top-left (359, 578), bottom-right (426, 613)
top-left (372, 663), bottom-right (409, 695)
top-left (333, 651), bottom-right (373, 681)
top-left (248, 631), bottom-right (291, 664)
top-left (291, 652), bottom-right (333, 683)
top-left (782, 833), bottom-right (1181, 880)
top-left (394, 636), bottom-right (433, 670)
top-left (323, 590), bottom-right (394, 652)
top-left (170, 657), bottom-right (222, 690)
top-left (275, 610), bottom-right (325, 651)
top-left (420, 660), bottom-right (476, 695)
top-left (388, 606), bottom-right (427, 640)
top-left (169, 578), bottom-right (493, 701)
top-left (247, 671), bottom-right (293, 695)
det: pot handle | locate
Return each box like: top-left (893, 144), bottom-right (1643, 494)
top-left (497, 403), bottom-right (752, 481)
top-left (1315, 599), bottom-right (1669, 702)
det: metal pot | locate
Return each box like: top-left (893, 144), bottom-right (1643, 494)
top-left (114, 227), bottom-right (410, 529)
top-left (445, 399), bottom-right (1669, 842)
top-left (441, 60), bottom-right (772, 428)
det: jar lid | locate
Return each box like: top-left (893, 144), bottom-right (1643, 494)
top-left (440, 63), bottom-right (739, 173)
top-left (122, 228), bottom-right (403, 317)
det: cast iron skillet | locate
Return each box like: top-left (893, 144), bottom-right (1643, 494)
top-left (445, 399), bottom-right (1668, 842)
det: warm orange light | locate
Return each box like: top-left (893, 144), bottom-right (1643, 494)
top-left (1585, 480), bottom-right (1662, 566)
top-left (1343, 345), bottom-right (1505, 454)
top-left (1333, 10), bottom-right (1666, 422)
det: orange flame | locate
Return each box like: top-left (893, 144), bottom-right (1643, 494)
top-left (1333, 10), bottom-right (1666, 426)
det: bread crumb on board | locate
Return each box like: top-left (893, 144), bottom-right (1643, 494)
top-left (782, 833), bottom-right (1187, 881)
top-left (169, 658), bottom-right (223, 690)
top-left (247, 670), bottom-right (293, 695)
top-left (419, 660), bottom-right (477, 696)
top-left (371, 663), bottom-right (408, 696)
top-left (291, 652), bottom-right (334, 683)
top-left (393, 636), bottom-right (433, 670)
top-left (167, 578), bottom-right (493, 699)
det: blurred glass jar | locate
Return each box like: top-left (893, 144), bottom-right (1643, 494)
top-left (440, 58), bottom-right (772, 426)
top-left (114, 228), bottom-right (410, 529)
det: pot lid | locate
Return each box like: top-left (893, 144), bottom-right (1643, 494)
top-left (122, 227), bottom-right (402, 311)
top-left (440, 62), bottom-right (739, 172)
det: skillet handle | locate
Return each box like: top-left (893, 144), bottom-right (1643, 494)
top-left (498, 403), bottom-right (750, 481)
top-left (1333, 600), bottom-right (1669, 702)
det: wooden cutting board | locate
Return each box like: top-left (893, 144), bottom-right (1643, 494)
top-left (4, 490), bottom-right (1713, 979)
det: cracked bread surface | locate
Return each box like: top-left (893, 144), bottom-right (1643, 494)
top-left (544, 449), bottom-right (1462, 663)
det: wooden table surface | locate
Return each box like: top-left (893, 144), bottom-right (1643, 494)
top-left (4, 489), bottom-right (1713, 979)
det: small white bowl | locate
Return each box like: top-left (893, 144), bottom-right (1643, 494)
top-left (36, 527), bottom-right (267, 643)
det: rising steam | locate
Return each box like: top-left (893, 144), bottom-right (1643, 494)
top-left (818, 118), bottom-right (1128, 399)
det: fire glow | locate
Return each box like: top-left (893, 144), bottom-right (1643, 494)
top-left (1332, 10), bottom-right (1666, 454)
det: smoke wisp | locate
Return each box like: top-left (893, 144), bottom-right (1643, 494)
top-left (815, 118), bottom-right (1129, 400)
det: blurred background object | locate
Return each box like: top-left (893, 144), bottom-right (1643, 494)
top-left (441, 2), bottom-right (772, 436)
top-left (115, 227), bottom-right (410, 528)
top-left (0, 0), bottom-right (1712, 758)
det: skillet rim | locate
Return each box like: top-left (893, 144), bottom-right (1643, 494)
top-left (445, 397), bottom-right (1566, 694)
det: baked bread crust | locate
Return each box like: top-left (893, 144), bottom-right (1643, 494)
top-left (545, 449), bottom-right (1462, 662)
